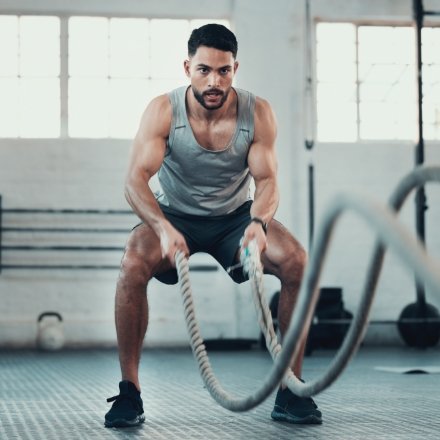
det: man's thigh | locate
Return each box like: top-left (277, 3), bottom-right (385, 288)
top-left (261, 220), bottom-right (306, 278)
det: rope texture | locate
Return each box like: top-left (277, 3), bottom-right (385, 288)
top-left (175, 165), bottom-right (440, 411)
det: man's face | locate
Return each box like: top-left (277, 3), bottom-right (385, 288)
top-left (184, 46), bottom-right (239, 110)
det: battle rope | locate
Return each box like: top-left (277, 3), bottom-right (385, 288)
top-left (240, 239), bottom-right (301, 389)
top-left (175, 165), bottom-right (440, 411)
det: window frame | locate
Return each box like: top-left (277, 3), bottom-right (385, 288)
top-left (314, 18), bottom-right (440, 145)
top-left (0, 12), bottom-right (231, 140)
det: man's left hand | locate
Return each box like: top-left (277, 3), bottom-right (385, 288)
top-left (241, 221), bottom-right (267, 256)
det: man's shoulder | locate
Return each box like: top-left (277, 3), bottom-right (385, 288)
top-left (147, 94), bottom-right (172, 113)
top-left (167, 85), bottom-right (189, 100)
top-left (234, 86), bottom-right (255, 99)
top-left (150, 85), bottom-right (187, 107)
top-left (234, 88), bottom-right (271, 109)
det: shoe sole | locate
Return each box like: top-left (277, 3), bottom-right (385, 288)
top-left (105, 414), bottom-right (145, 428)
top-left (271, 410), bottom-right (322, 425)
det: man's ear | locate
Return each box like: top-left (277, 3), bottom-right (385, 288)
top-left (184, 59), bottom-right (191, 77)
top-left (234, 60), bottom-right (239, 74)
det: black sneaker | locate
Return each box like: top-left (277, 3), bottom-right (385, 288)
top-left (271, 385), bottom-right (322, 424)
top-left (104, 380), bottom-right (145, 428)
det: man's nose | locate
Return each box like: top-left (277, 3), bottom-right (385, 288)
top-left (208, 72), bottom-right (220, 88)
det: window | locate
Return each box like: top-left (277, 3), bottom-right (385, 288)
top-left (0, 15), bottom-right (229, 139)
top-left (316, 23), bottom-right (440, 142)
top-left (0, 15), bottom-right (60, 138)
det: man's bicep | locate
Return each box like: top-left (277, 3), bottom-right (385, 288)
top-left (130, 133), bottom-right (166, 178)
top-left (248, 98), bottom-right (278, 181)
top-left (248, 140), bottom-right (277, 182)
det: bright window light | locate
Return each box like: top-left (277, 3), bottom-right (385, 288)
top-left (316, 23), bottom-right (440, 142)
top-left (0, 16), bottom-right (229, 139)
top-left (0, 16), bottom-right (18, 77)
top-left (20, 16), bottom-right (60, 77)
top-left (68, 17), bottom-right (229, 138)
top-left (0, 78), bottom-right (19, 137)
top-left (69, 17), bottom-right (108, 77)
top-left (108, 78), bottom-right (150, 138)
top-left (0, 15), bottom-right (60, 138)
top-left (358, 26), bottom-right (416, 141)
top-left (149, 20), bottom-right (190, 79)
top-left (20, 78), bottom-right (60, 138)
top-left (69, 78), bottom-right (109, 138)
top-left (316, 23), bottom-right (357, 142)
top-left (109, 19), bottom-right (150, 77)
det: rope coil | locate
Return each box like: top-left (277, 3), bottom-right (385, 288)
top-left (176, 165), bottom-right (440, 411)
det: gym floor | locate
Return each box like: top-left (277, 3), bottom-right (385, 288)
top-left (0, 346), bottom-right (439, 439)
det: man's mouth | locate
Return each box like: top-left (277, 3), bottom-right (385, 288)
top-left (204, 89), bottom-right (223, 99)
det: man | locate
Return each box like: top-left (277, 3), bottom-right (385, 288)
top-left (104, 23), bottom-right (322, 428)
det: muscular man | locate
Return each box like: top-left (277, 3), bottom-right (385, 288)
top-left (104, 23), bottom-right (322, 428)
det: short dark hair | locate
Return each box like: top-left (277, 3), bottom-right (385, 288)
top-left (188, 23), bottom-right (238, 58)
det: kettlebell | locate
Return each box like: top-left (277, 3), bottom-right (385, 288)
top-left (36, 312), bottom-right (65, 351)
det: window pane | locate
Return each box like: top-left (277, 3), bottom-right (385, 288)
top-left (422, 29), bottom-right (440, 139)
top-left (360, 102), bottom-right (416, 140)
top-left (109, 18), bottom-right (149, 77)
top-left (316, 23), bottom-right (356, 142)
top-left (150, 20), bottom-right (189, 79)
top-left (0, 16), bottom-right (19, 76)
top-left (358, 26), bottom-right (414, 64)
top-left (317, 83), bottom-right (356, 103)
top-left (67, 18), bottom-right (229, 138)
top-left (109, 78), bottom-right (150, 138)
top-left (423, 65), bottom-right (440, 95)
top-left (316, 24), bottom-right (356, 62)
top-left (423, 92), bottom-right (440, 141)
top-left (69, 17), bottom-right (108, 77)
top-left (424, 124), bottom-right (440, 139)
top-left (317, 103), bottom-right (357, 142)
top-left (316, 23), bottom-right (440, 142)
top-left (422, 28), bottom-right (440, 64)
top-left (317, 58), bottom-right (356, 83)
top-left (0, 78), bottom-right (19, 136)
top-left (359, 64), bottom-right (409, 84)
top-left (424, 100), bottom-right (440, 123)
top-left (19, 78), bottom-right (60, 137)
top-left (358, 26), bottom-right (416, 140)
top-left (20, 16), bottom-right (60, 77)
top-left (69, 78), bottom-right (108, 137)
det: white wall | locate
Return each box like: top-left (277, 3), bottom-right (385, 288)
top-left (1, 0), bottom-right (440, 347)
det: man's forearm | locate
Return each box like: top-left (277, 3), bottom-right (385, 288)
top-left (124, 174), bottom-right (170, 237)
top-left (251, 178), bottom-right (279, 224)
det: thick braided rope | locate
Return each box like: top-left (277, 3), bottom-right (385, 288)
top-left (176, 165), bottom-right (440, 410)
top-left (240, 240), bottom-right (302, 390)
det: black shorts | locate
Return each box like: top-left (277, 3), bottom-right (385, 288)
top-left (153, 200), bottom-right (253, 285)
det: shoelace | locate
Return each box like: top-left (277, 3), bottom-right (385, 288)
top-left (107, 394), bottom-right (142, 411)
top-left (106, 393), bottom-right (140, 409)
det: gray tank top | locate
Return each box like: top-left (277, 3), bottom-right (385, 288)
top-left (156, 86), bottom-right (256, 216)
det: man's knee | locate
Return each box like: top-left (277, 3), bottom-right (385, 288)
top-left (277, 242), bottom-right (307, 284)
top-left (118, 224), bottom-right (164, 287)
top-left (119, 250), bottom-right (153, 285)
top-left (291, 244), bottom-right (307, 271)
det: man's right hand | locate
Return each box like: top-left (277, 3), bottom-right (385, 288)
top-left (158, 221), bottom-right (190, 266)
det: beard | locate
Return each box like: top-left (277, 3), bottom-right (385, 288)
top-left (191, 86), bottom-right (230, 110)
